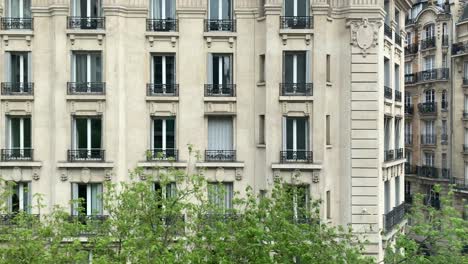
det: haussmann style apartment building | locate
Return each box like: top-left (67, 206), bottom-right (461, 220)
top-left (0, 0), bottom-right (412, 260)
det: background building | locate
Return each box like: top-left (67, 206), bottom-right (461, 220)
top-left (0, 0), bottom-right (411, 260)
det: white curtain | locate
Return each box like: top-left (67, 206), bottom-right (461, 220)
top-left (208, 117), bottom-right (233, 150)
top-left (90, 184), bottom-right (103, 215)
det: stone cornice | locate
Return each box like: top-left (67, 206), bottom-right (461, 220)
top-left (103, 5), bottom-right (147, 17)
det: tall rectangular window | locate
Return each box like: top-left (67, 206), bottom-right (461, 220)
top-left (384, 117), bottom-right (391, 151)
top-left (6, 0), bottom-right (31, 18)
top-left (425, 24), bottom-right (434, 39)
top-left (442, 54), bottom-right (447, 68)
top-left (405, 121), bottom-right (412, 144)
top-left (151, 117), bottom-right (176, 160)
top-left (394, 9), bottom-right (400, 30)
top-left (149, 0), bottom-right (175, 19)
top-left (285, 185), bottom-right (310, 222)
top-left (259, 115), bottom-right (265, 145)
top-left (404, 62), bottom-right (412, 75)
top-left (384, 180), bottom-right (390, 213)
top-left (284, 0), bottom-right (309, 16)
top-left (406, 32), bottom-right (412, 45)
top-left (150, 54), bottom-right (176, 95)
top-left (7, 182), bottom-right (31, 213)
top-left (72, 116), bottom-right (102, 160)
top-left (384, 58), bottom-right (390, 87)
top-left (424, 55), bottom-right (435, 71)
top-left (72, 0), bottom-right (102, 17)
top-left (282, 51), bottom-right (311, 95)
top-left (208, 182), bottom-right (233, 212)
top-left (282, 117), bottom-right (310, 161)
top-left (5, 116), bottom-right (32, 160)
top-left (154, 182), bottom-right (177, 199)
top-left (424, 152), bottom-right (435, 166)
top-left (464, 95), bottom-right (468, 113)
top-left (326, 54), bottom-right (330, 82)
top-left (394, 64), bottom-right (400, 91)
top-left (207, 117), bottom-right (235, 161)
top-left (259, 54), bottom-right (265, 83)
top-left (395, 118), bottom-right (401, 149)
top-left (72, 183), bottom-right (103, 216)
top-left (465, 128), bottom-right (468, 147)
top-left (71, 52), bottom-right (103, 94)
top-left (326, 115), bottom-right (331, 145)
top-left (4, 52), bottom-right (32, 93)
top-left (464, 62), bottom-right (468, 80)
top-left (442, 153), bottom-right (447, 170)
top-left (209, 0), bottom-right (232, 19)
top-left (207, 54), bottom-right (233, 96)
top-left (395, 176), bottom-right (400, 206)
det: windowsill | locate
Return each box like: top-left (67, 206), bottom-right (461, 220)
top-left (196, 162), bottom-right (244, 168)
top-left (66, 29), bottom-right (106, 35)
top-left (0, 95), bottom-right (34, 101)
top-left (382, 158), bottom-right (406, 168)
top-left (146, 96), bottom-right (179, 102)
top-left (257, 144), bottom-right (266, 148)
top-left (66, 95), bottom-right (106, 101)
top-left (271, 163), bottom-right (322, 170)
top-left (0, 29), bottom-right (33, 36)
top-left (0, 161), bottom-right (42, 167)
top-left (137, 161), bottom-right (188, 168)
top-left (326, 82), bottom-right (332, 87)
top-left (203, 31), bottom-right (237, 38)
top-left (57, 162), bottom-right (114, 168)
top-left (145, 31), bottom-right (179, 37)
top-left (279, 28), bottom-right (314, 35)
top-left (384, 98), bottom-right (393, 105)
top-left (279, 96), bottom-right (313, 101)
top-left (326, 145), bottom-right (332, 149)
top-left (257, 81), bottom-right (265, 87)
top-left (204, 97), bottom-right (236, 102)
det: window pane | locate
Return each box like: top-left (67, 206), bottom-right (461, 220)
top-left (75, 54), bottom-right (88, 83)
top-left (90, 54), bottom-right (102, 82)
top-left (296, 53), bottom-right (306, 83)
top-left (297, 0), bottom-right (308, 16)
top-left (284, 53), bottom-right (294, 83)
top-left (154, 119), bottom-right (163, 149)
top-left (221, 0), bottom-right (231, 19)
top-left (284, 0), bottom-right (294, 16)
top-left (166, 119), bottom-right (175, 149)
top-left (166, 0), bottom-right (175, 18)
top-left (286, 118), bottom-right (294, 150)
top-left (212, 56), bottom-right (220, 84)
top-left (10, 118), bottom-right (21, 148)
top-left (208, 117), bottom-right (233, 150)
top-left (166, 55), bottom-right (175, 85)
top-left (11, 54), bottom-right (21, 83)
top-left (23, 118), bottom-right (31, 148)
top-left (296, 118), bottom-right (307, 151)
top-left (76, 118), bottom-right (88, 149)
top-left (154, 56), bottom-right (163, 84)
top-left (209, 0), bottom-right (219, 19)
top-left (78, 184), bottom-right (88, 213)
top-left (91, 118), bottom-right (101, 149)
top-left (222, 55), bottom-right (231, 84)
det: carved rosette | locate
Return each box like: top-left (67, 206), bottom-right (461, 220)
top-left (348, 18), bottom-right (382, 57)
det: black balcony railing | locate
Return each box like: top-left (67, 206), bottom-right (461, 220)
top-left (452, 41), bottom-right (468, 55)
top-left (405, 104), bottom-right (413, 115)
top-left (68, 149), bottom-right (105, 162)
top-left (405, 74), bottom-right (416, 84)
top-left (1, 149), bottom-right (33, 161)
top-left (415, 165), bottom-right (442, 179)
top-left (423, 195), bottom-right (440, 209)
top-left (68, 215), bottom-right (108, 235)
top-left (384, 23), bottom-right (392, 38)
top-left (147, 84), bottom-right (179, 96)
top-left (396, 148), bottom-right (404, 159)
top-left (280, 83), bottom-right (313, 96)
top-left (384, 149), bottom-right (395, 162)
top-left (205, 150), bottom-right (236, 162)
top-left (405, 134), bottom-right (413, 145)
top-left (205, 84), bottom-right (236, 97)
top-left (441, 134), bottom-right (448, 145)
top-left (146, 19), bottom-right (178, 32)
top-left (442, 35), bottom-right (449, 46)
top-left (421, 134), bottom-right (436, 145)
top-left (1, 17), bottom-right (33, 30)
top-left (405, 43), bottom-right (419, 54)
top-left (421, 36), bottom-right (436, 50)
top-left (204, 19), bottom-right (236, 32)
top-left (279, 16), bottom-right (313, 29)
top-left (450, 178), bottom-right (468, 190)
top-left (383, 202), bottom-right (406, 233)
top-left (1, 82), bottom-right (34, 95)
top-left (395, 32), bottom-right (402, 46)
top-left (146, 149), bottom-right (178, 161)
top-left (384, 86), bottom-right (392, 99)
top-left (67, 17), bottom-right (105, 29)
top-left (395, 90), bottom-right (401, 102)
top-left (280, 151), bottom-right (313, 163)
top-left (67, 82), bottom-right (105, 95)
top-left (417, 68), bottom-right (449, 82)
top-left (0, 214), bottom-right (40, 228)
top-left (405, 17), bottom-right (415, 25)
top-left (418, 102), bottom-right (437, 114)
top-left (405, 163), bottom-right (417, 174)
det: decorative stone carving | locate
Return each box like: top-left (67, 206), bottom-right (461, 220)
top-left (215, 167), bottom-right (224, 181)
top-left (105, 169), bottom-right (113, 181)
top-left (81, 168), bottom-right (91, 183)
top-left (32, 168), bottom-right (40, 181)
top-left (273, 169), bottom-right (281, 182)
top-left (12, 167), bottom-right (22, 181)
top-left (312, 171), bottom-right (319, 183)
top-left (348, 18), bottom-right (382, 57)
top-left (60, 169), bottom-right (68, 181)
top-left (235, 168), bottom-right (242, 181)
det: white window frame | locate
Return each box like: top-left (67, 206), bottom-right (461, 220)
top-left (7, 182), bottom-right (31, 213)
top-left (72, 183), bottom-right (103, 216)
top-left (209, 0), bottom-right (231, 20)
top-left (150, 117), bottom-right (176, 151)
top-left (282, 117), bottom-right (309, 152)
top-left (72, 0), bottom-right (101, 17)
top-left (425, 89), bottom-right (435, 103)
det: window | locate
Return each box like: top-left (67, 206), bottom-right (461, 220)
top-left (465, 128), bottom-right (468, 147)
top-left (384, 0), bottom-right (389, 24)
top-left (207, 117), bottom-right (234, 161)
top-left (149, 0), bottom-right (175, 19)
top-left (442, 153), bottom-right (447, 170)
top-left (285, 185), bottom-right (310, 222)
top-left (394, 9), bottom-right (400, 30)
top-left (404, 62), bottom-right (412, 75)
top-left (72, 183), bottom-right (103, 216)
top-left (259, 115), bottom-right (265, 145)
top-left (442, 120), bottom-right (447, 144)
top-left (424, 89), bottom-right (435, 103)
top-left (441, 90), bottom-right (448, 110)
top-left (208, 182), bottom-right (233, 212)
top-left (70, 52), bottom-right (103, 94)
top-left (464, 61), bottom-right (468, 80)
top-left (282, 51), bottom-right (311, 95)
top-left (465, 95), bottom-right (468, 113)
top-left (423, 120), bottom-right (435, 144)
top-left (326, 54), bottom-right (330, 82)
top-left (283, 117), bottom-right (309, 160)
top-left (7, 182), bottom-right (31, 213)
top-left (384, 57), bottom-right (390, 87)
top-left (384, 180), bottom-right (390, 213)
top-left (150, 54), bottom-right (176, 95)
top-left (442, 54), bottom-right (447, 68)
top-left (326, 115), bottom-right (331, 145)
top-left (465, 163), bottom-right (468, 183)
top-left (326, 190), bottom-right (331, 219)
top-left (209, 0), bottom-right (232, 19)
top-left (425, 24), bottom-right (434, 39)
top-left (259, 54), bottom-right (265, 83)
top-left (207, 53), bottom-right (233, 95)
top-left (154, 182), bottom-right (177, 200)
top-left (395, 118), bottom-right (401, 149)
top-left (424, 56), bottom-right (435, 71)
top-left (284, 0), bottom-right (309, 16)
top-left (4, 52), bottom-right (32, 93)
top-left (405, 92), bottom-right (412, 105)
top-left (5, 116), bottom-right (32, 160)
top-left (384, 117), bottom-right (391, 151)
top-left (72, 0), bottom-right (102, 18)
top-left (404, 121), bottom-right (412, 144)
top-left (394, 64), bottom-right (400, 91)
top-left (6, 0), bottom-right (31, 18)
top-left (151, 118), bottom-right (176, 160)
top-left (424, 152), bottom-right (435, 167)
top-left (395, 176), bottom-right (400, 206)
top-left (406, 32), bottom-right (412, 45)
top-left (71, 116), bottom-right (103, 160)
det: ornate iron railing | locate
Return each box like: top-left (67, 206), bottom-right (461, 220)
top-left (279, 16), bottom-right (313, 29)
top-left (67, 82), bottom-right (105, 95)
top-left (68, 149), bottom-right (105, 162)
top-left (405, 104), bottom-right (413, 115)
top-left (280, 83), bottom-right (313, 96)
top-left (384, 149), bottom-right (394, 162)
top-left (147, 84), bottom-right (179, 96)
top-left (405, 163), bottom-right (417, 174)
top-left (1, 82), bottom-right (34, 95)
top-left (405, 43), bottom-right (418, 54)
top-left (280, 151), bottom-right (313, 163)
top-left (0, 214), bottom-right (40, 228)
top-left (146, 149), bottom-right (178, 161)
top-left (146, 19), bottom-right (178, 31)
top-left (204, 84), bottom-right (236, 97)
top-left (421, 134), bottom-right (437, 145)
top-left (420, 36), bottom-right (436, 50)
top-left (1, 149), bottom-right (33, 161)
top-left (68, 215), bottom-right (108, 235)
top-left (395, 90), bottom-right (401, 102)
top-left (204, 19), bottom-right (236, 32)
top-left (451, 177), bottom-right (468, 190)
top-left (396, 148), bottom-right (404, 159)
top-left (418, 102), bottom-right (437, 114)
top-left (395, 32), bottom-right (402, 46)
top-left (383, 202), bottom-right (406, 233)
top-left (205, 150), bottom-right (236, 162)
top-left (67, 17), bottom-right (105, 29)
top-left (384, 23), bottom-right (392, 38)
top-left (384, 86), bottom-right (392, 99)
top-left (1, 17), bottom-right (33, 30)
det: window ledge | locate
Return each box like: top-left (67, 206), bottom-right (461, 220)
top-left (203, 32), bottom-right (238, 38)
top-left (279, 29), bottom-right (314, 35)
top-left (279, 96), bottom-right (313, 101)
top-left (271, 163), bottom-right (322, 170)
top-left (257, 144), bottom-right (266, 148)
top-left (0, 29), bottom-right (33, 36)
top-left (0, 161), bottom-right (42, 167)
top-left (196, 162), bottom-right (244, 168)
top-left (326, 145), bottom-right (332, 149)
top-left (66, 95), bottom-right (106, 101)
top-left (382, 158), bottom-right (406, 168)
top-left (57, 162), bottom-right (114, 168)
top-left (384, 98), bottom-right (393, 105)
top-left (257, 81), bottom-right (266, 87)
top-left (0, 95), bottom-right (34, 101)
top-left (145, 31), bottom-right (179, 38)
top-left (137, 161), bottom-right (187, 168)
top-left (66, 29), bottom-right (106, 36)
top-left (204, 97), bottom-right (237, 102)
top-left (146, 96), bottom-right (179, 102)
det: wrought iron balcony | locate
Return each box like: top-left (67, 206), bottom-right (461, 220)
top-left (395, 32), bottom-right (402, 46)
top-left (383, 202), bottom-right (406, 233)
top-left (396, 148), bottom-right (404, 159)
top-left (450, 177), bottom-right (468, 190)
top-left (420, 36), bottom-right (436, 50)
top-left (404, 73), bottom-right (416, 84)
top-left (280, 151), bottom-right (313, 163)
top-left (421, 134), bottom-right (436, 145)
top-left (384, 86), bottom-right (392, 99)
top-left (146, 19), bottom-right (178, 32)
top-left (405, 104), bottom-right (413, 115)
top-left (1, 149), bottom-right (33, 161)
top-left (1, 82), bottom-right (34, 95)
top-left (384, 23), bottom-right (392, 38)
top-left (405, 134), bottom-right (413, 145)
top-left (395, 90), bottom-right (401, 102)
top-left (1, 17), bottom-right (33, 30)
top-left (68, 149), bottom-right (105, 162)
top-left (68, 215), bottom-right (108, 235)
top-left (416, 165), bottom-right (444, 179)
top-left (205, 150), bottom-right (236, 162)
top-left (147, 84), bottom-right (179, 96)
top-left (0, 214), bottom-right (39, 228)
top-left (384, 149), bottom-right (394, 162)
top-left (279, 16), bottom-right (313, 29)
top-left (205, 84), bottom-right (236, 97)
top-left (280, 83), bottom-right (313, 96)
top-left (405, 163), bottom-right (416, 174)
top-left (418, 102), bottom-right (437, 114)
top-left (405, 43), bottom-right (418, 54)
top-left (452, 41), bottom-right (468, 55)
top-left (442, 35), bottom-right (449, 47)
top-left (204, 19), bottom-right (236, 32)
top-left (405, 17), bottom-right (415, 25)
top-left (146, 149), bottom-right (178, 161)
top-left (417, 68), bottom-right (449, 82)
top-left (67, 82), bottom-right (105, 95)
top-left (67, 17), bottom-right (105, 29)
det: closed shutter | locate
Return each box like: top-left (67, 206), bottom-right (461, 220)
top-left (208, 117), bottom-right (233, 150)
